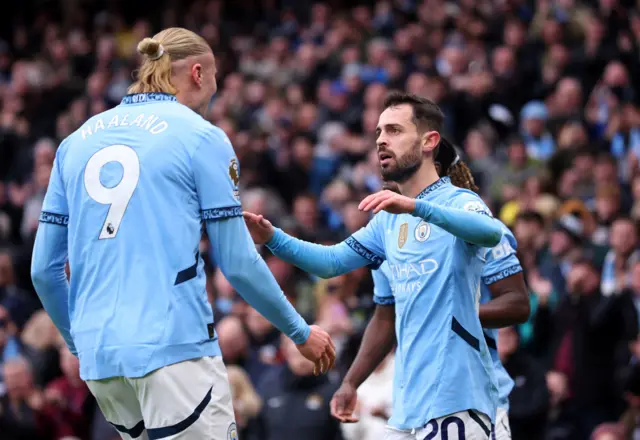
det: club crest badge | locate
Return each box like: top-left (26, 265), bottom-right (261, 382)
top-left (415, 221), bottom-right (431, 242)
top-left (227, 422), bottom-right (238, 440)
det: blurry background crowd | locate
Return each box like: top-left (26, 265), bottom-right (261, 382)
top-left (1, 0), bottom-right (640, 439)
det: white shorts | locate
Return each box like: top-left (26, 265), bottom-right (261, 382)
top-left (86, 356), bottom-right (236, 440)
top-left (491, 408), bottom-right (511, 440)
top-left (384, 410), bottom-right (492, 440)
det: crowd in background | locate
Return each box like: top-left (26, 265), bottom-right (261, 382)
top-left (1, 0), bottom-right (640, 439)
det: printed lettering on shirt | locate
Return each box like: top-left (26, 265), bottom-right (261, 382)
top-left (81, 113), bottom-right (169, 139)
top-left (390, 259), bottom-right (439, 280)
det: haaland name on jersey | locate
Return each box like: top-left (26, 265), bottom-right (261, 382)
top-left (81, 113), bottom-right (169, 139)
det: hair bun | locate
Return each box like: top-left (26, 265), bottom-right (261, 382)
top-left (137, 38), bottom-right (165, 60)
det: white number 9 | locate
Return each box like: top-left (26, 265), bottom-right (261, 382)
top-left (84, 144), bottom-right (140, 239)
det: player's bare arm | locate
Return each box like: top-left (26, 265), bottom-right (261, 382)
top-left (330, 303), bottom-right (396, 423)
top-left (479, 273), bottom-right (530, 328)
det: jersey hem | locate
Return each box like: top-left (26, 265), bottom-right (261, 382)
top-left (78, 339), bottom-right (221, 381)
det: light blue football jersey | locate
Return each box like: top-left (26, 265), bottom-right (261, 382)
top-left (373, 220), bottom-right (522, 414)
top-left (352, 177), bottom-right (498, 429)
top-left (36, 92), bottom-right (268, 381)
top-left (480, 223), bottom-right (522, 410)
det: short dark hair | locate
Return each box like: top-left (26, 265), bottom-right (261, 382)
top-left (383, 91), bottom-right (445, 133)
top-left (516, 210), bottom-right (544, 227)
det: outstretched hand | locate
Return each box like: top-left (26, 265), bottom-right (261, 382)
top-left (359, 190), bottom-right (416, 215)
top-left (243, 212), bottom-right (275, 244)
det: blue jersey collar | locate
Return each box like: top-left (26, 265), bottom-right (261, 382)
top-left (416, 176), bottom-right (451, 200)
top-left (120, 93), bottom-right (177, 105)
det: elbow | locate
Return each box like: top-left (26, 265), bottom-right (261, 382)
top-left (485, 226), bottom-right (502, 248)
top-left (514, 294), bottom-right (532, 323)
top-left (30, 261), bottom-right (48, 291)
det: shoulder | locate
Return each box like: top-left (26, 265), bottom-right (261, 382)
top-left (448, 188), bottom-right (493, 217)
top-left (192, 122), bottom-right (235, 156)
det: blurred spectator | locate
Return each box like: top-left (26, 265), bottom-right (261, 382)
top-left (251, 334), bottom-right (342, 440)
top-left (491, 136), bottom-right (541, 204)
top-left (0, 357), bottom-right (52, 440)
top-left (534, 260), bottom-right (635, 439)
top-left (538, 214), bottom-right (587, 298)
top-left (41, 345), bottom-right (92, 439)
top-left (601, 217), bottom-right (640, 297)
top-left (520, 101), bottom-right (555, 161)
top-left (499, 326), bottom-right (549, 440)
top-left (0, 249), bottom-right (37, 330)
top-left (0, 305), bottom-right (26, 389)
top-left (227, 365), bottom-right (262, 439)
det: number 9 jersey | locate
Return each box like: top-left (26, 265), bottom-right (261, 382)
top-left (40, 93), bottom-right (240, 380)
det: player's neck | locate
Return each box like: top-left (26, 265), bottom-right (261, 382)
top-left (398, 163), bottom-right (441, 198)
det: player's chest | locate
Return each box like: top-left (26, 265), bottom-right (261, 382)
top-left (383, 215), bottom-right (450, 259)
top-left (382, 215), bottom-right (451, 295)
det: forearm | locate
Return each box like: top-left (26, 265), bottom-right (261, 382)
top-left (207, 218), bottom-right (310, 344)
top-left (412, 200), bottom-right (502, 247)
top-left (30, 223), bottom-right (75, 354)
top-left (343, 305), bottom-right (395, 388)
top-left (266, 228), bottom-right (371, 279)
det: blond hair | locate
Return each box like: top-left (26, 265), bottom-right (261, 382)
top-left (128, 27), bottom-right (212, 95)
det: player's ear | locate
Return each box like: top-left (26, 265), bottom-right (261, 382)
top-left (421, 131), bottom-right (440, 154)
top-left (191, 64), bottom-right (203, 87)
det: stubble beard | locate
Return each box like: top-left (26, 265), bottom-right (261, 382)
top-left (380, 139), bottom-right (423, 184)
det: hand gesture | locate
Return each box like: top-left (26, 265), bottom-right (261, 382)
top-left (243, 212), bottom-right (275, 244)
top-left (330, 382), bottom-right (359, 423)
top-left (296, 325), bottom-right (336, 376)
top-left (358, 190), bottom-right (416, 215)
top-left (528, 271), bottom-right (552, 306)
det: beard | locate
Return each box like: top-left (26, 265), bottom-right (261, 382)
top-left (380, 139), bottom-right (422, 183)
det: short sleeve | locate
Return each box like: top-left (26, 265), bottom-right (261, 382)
top-left (482, 226), bottom-right (523, 285)
top-left (192, 127), bottom-right (242, 221)
top-left (373, 263), bottom-right (395, 305)
top-left (40, 151), bottom-right (69, 227)
top-left (348, 213), bottom-right (386, 269)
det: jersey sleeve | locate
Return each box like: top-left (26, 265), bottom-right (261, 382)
top-left (32, 147), bottom-right (75, 354)
top-left (206, 217), bottom-right (310, 344)
top-left (482, 226), bottom-right (523, 285)
top-left (448, 191), bottom-right (494, 218)
top-left (267, 229), bottom-right (378, 278)
top-left (192, 127), bottom-right (242, 221)
top-left (40, 150), bottom-right (69, 225)
top-left (372, 263), bottom-right (395, 306)
top-left (348, 213), bottom-right (386, 268)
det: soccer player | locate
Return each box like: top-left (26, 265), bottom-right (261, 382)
top-left (30, 28), bottom-right (335, 439)
top-left (332, 141), bottom-right (529, 440)
top-left (244, 92), bottom-right (503, 439)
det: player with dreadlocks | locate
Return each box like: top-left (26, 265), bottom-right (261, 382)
top-left (330, 138), bottom-right (529, 440)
